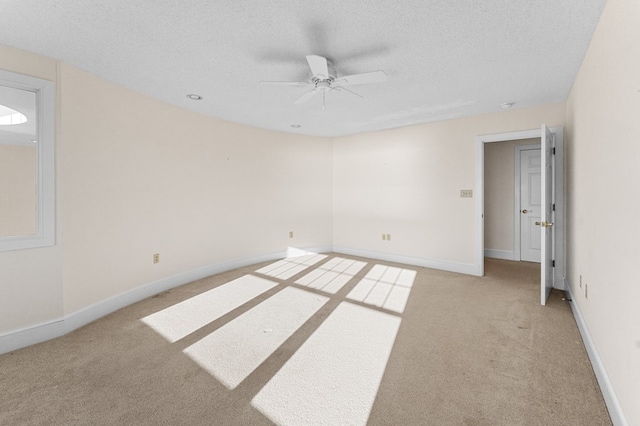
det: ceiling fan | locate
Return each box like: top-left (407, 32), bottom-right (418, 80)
top-left (261, 55), bottom-right (387, 109)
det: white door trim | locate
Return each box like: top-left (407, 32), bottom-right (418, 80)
top-left (475, 127), bottom-right (564, 290)
top-left (514, 144), bottom-right (541, 262)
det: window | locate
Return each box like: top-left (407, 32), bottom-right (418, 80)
top-left (0, 70), bottom-right (55, 251)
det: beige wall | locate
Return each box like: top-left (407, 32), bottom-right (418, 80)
top-left (566, 0), bottom-right (640, 423)
top-left (484, 138), bottom-right (540, 253)
top-left (333, 106), bottom-right (564, 268)
top-left (0, 144), bottom-right (37, 237)
top-left (57, 64), bottom-right (333, 314)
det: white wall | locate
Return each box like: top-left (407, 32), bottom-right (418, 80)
top-left (333, 106), bottom-right (564, 273)
top-left (566, 0), bottom-right (640, 423)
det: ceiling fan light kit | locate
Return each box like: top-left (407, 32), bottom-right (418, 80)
top-left (261, 55), bottom-right (387, 109)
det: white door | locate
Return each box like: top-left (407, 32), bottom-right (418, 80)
top-left (520, 149), bottom-right (542, 262)
top-left (540, 125), bottom-right (554, 305)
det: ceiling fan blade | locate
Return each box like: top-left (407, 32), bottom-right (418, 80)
top-left (333, 86), bottom-right (363, 98)
top-left (260, 81), bottom-right (310, 86)
top-left (334, 70), bottom-right (387, 86)
top-left (294, 88), bottom-right (320, 104)
top-left (306, 55), bottom-right (329, 79)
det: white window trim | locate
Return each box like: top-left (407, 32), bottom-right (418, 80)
top-left (0, 70), bottom-right (55, 252)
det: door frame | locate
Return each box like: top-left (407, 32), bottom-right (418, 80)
top-left (514, 144), bottom-right (542, 262)
top-left (475, 127), bottom-right (564, 289)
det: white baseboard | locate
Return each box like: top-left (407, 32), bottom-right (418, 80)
top-left (0, 319), bottom-right (67, 355)
top-left (565, 283), bottom-right (628, 426)
top-left (0, 246), bottom-right (332, 355)
top-left (333, 246), bottom-right (482, 276)
top-left (484, 248), bottom-right (515, 260)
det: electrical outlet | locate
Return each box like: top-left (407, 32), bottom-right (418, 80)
top-left (386, 233), bottom-right (391, 241)
top-left (289, 231), bottom-right (294, 238)
top-left (153, 253), bottom-right (160, 264)
top-left (382, 234), bottom-right (387, 241)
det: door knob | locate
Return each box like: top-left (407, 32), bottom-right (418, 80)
top-left (521, 209), bottom-right (528, 214)
top-left (535, 221), bottom-right (554, 228)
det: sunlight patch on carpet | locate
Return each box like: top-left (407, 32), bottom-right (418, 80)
top-left (252, 302), bottom-right (401, 426)
top-left (294, 257), bottom-right (367, 294)
top-left (183, 287), bottom-right (328, 389)
top-left (256, 253), bottom-right (328, 280)
top-left (347, 265), bottom-right (416, 313)
top-left (141, 275), bottom-right (277, 343)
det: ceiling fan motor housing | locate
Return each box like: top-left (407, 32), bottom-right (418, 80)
top-left (314, 78), bottom-right (334, 91)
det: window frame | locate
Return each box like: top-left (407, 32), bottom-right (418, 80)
top-left (0, 69), bottom-right (55, 252)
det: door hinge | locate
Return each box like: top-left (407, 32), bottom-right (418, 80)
top-left (552, 260), bottom-right (555, 267)
top-left (552, 147), bottom-right (556, 155)
top-left (553, 203), bottom-right (555, 211)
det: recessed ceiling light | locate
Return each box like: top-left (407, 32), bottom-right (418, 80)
top-left (291, 124), bottom-right (301, 128)
top-left (187, 94), bottom-right (202, 100)
top-left (501, 102), bottom-right (515, 109)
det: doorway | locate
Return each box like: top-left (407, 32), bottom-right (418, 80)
top-left (474, 127), bottom-right (565, 300)
top-left (484, 139), bottom-right (541, 262)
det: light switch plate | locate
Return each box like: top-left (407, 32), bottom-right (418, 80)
top-left (460, 190), bottom-right (473, 198)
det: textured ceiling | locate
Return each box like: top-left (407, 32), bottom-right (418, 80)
top-left (0, 0), bottom-right (607, 137)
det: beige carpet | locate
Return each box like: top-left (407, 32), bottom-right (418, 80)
top-left (0, 255), bottom-right (611, 425)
